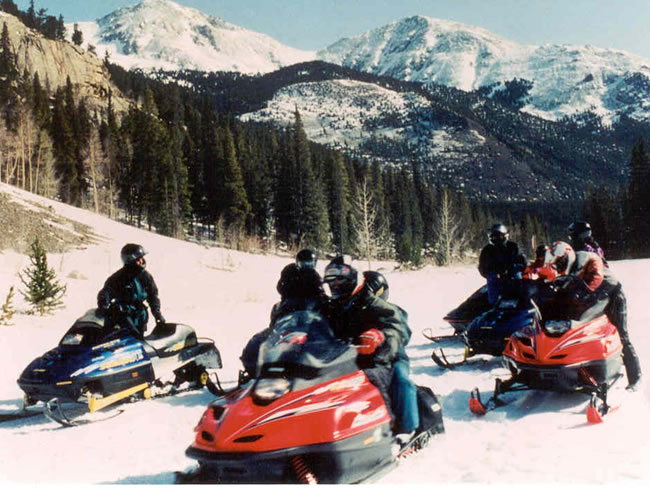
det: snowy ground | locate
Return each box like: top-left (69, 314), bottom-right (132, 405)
top-left (1, 182), bottom-right (649, 485)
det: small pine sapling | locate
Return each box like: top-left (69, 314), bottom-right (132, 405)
top-left (0, 286), bottom-right (16, 325)
top-left (19, 237), bottom-right (67, 315)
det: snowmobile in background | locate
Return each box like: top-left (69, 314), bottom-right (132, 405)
top-left (468, 277), bottom-right (624, 424)
top-left (430, 279), bottom-right (556, 368)
top-left (15, 308), bottom-right (223, 426)
top-left (423, 284), bottom-right (490, 343)
top-left (178, 310), bottom-right (444, 484)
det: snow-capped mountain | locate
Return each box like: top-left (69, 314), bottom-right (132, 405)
top-left (317, 15), bottom-right (650, 123)
top-left (75, 0), bottom-right (315, 73)
top-left (76, 3), bottom-right (650, 124)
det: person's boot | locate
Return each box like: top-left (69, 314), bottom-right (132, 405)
top-left (623, 347), bottom-right (642, 391)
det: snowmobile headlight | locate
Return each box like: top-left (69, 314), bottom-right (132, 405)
top-left (253, 378), bottom-right (291, 403)
top-left (544, 320), bottom-right (571, 336)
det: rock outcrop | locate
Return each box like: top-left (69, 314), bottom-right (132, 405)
top-left (1, 11), bottom-right (130, 114)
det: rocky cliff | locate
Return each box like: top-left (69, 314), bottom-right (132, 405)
top-left (1, 11), bottom-right (130, 114)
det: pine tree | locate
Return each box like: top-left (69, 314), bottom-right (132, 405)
top-left (625, 137), bottom-right (650, 257)
top-left (219, 126), bottom-right (251, 236)
top-left (19, 237), bottom-right (67, 315)
top-left (0, 285), bottom-right (16, 325)
top-left (291, 108), bottom-right (329, 249)
top-left (324, 152), bottom-right (351, 254)
top-left (71, 23), bottom-right (83, 47)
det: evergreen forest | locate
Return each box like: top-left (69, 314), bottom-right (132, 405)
top-left (3, 1), bottom-right (650, 264)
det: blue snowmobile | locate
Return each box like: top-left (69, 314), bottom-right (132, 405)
top-left (15, 308), bottom-right (222, 426)
top-left (430, 279), bottom-right (555, 368)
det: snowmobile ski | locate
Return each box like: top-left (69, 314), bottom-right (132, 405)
top-left (431, 345), bottom-right (472, 369)
top-left (44, 398), bottom-right (124, 427)
top-left (0, 409), bottom-right (43, 423)
top-left (422, 327), bottom-right (461, 343)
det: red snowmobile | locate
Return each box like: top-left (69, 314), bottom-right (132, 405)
top-left (179, 310), bottom-right (444, 484)
top-left (468, 276), bottom-right (624, 423)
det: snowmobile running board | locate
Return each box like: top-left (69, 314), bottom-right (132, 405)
top-left (87, 382), bottom-right (150, 413)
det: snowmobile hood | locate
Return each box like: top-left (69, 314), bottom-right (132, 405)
top-left (18, 336), bottom-right (148, 385)
top-left (505, 314), bottom-right (622, 366)
top-left (192, 370), bottom-right (390, 453)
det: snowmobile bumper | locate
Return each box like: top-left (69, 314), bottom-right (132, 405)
top-left (503, 354), bottom-right (623, 392)
top-left (185, 423), bottom-right (393, 484)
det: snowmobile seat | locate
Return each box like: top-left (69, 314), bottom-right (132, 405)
top-left (144, 323), bottom-right (199, 358)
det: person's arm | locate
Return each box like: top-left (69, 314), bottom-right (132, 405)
top-left (478, 247), bottom-right (491, 277)
top-left (143, 272), bottom-right (164, 322)
top-left (97, 276), bottom-right (115, 311)
top-left (578, 256), bottom-right (605, 291)
top-left (367, 299), bottom-right (409, 365)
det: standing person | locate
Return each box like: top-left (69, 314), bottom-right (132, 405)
top-left (323, 257), bottom-right (417, 443)
top-left (549, 241), bottom-right (642, 391)
top-left (97, 243), bottom-right (165, 338)
top-left (567, 220), bottom-right (606, 261)
top-left (478, 224), bottom-right (527, 304)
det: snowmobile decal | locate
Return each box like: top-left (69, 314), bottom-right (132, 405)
top-left (164, 342), bottom-right (185, 353)
top-left (92, 339), bottom-right (121, 350)
top-left (99, 352), bottom-right (144, 370)
top-left (255, 399), bottom-right (347, 426)
top-left (351, 405), bottom-right (389, 428)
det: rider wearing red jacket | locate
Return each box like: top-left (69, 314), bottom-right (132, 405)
top-left (549, 242), bottom-right (642, 391)
top-left (522, 244), bottom-right (557, 282)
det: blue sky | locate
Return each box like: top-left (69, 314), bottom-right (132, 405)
top-left (13, 0), bottom-right (650, 58)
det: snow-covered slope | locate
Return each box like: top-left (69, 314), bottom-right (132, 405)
top-left (240, 78), bottom-right (473, 157)
top-left (75, 0), bottom-right (315, 73)
top-left (318, 15), bottom-right (650, 123)
top-left (1, 182), bottom-right (649, 484)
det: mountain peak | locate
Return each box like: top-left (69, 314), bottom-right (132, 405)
top-left (80, 0), bottom-right (314, 73)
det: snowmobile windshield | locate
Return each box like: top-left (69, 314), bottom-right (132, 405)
top-left (257, 310), bottom-right (353, 382)
top-left (60, 322), bottom-right (106, 347)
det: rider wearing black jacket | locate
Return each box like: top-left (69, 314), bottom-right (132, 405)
top-left (479, 224), bottom-right (527, 304)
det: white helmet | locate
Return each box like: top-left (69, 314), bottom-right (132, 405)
top-left (549, 241), bottom-right (575, 275)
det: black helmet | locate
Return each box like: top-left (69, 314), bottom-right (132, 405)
top-left (535, 244), bottom-right (549, 260)
top-left (568, 221), bottom-right (592, 243)
top-left (488, 223), bottom-right (508, 246)
top-left (121, 243), bottom-right (147, 268)
top-left (363, 270), bottom-right (389, 301)
top-left (324, 256), bottom-right (358, 300)
top-left (296, 248), bottom-right (317, 270)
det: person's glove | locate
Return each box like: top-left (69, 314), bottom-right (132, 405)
top-left (95, 306), bottom-right (107, 318)
top-left (155, 316), bottom-right (166, 326)
top-left (355, 328), bottom-right (385, 356)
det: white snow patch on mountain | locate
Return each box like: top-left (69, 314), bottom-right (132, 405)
top-left (240, 78), bottom-right (472, 159)
top-left (318, 15), bottom-right (650, 123)
top-left (74, 0), bottom-right (315, 74)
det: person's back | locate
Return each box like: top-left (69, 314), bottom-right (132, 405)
top-left (241, 249), bottom-right (327, 379)
top-left (549, 241), bottom-right (641, 390)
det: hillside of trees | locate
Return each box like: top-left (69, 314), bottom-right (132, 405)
top-left (149, 61), bottom-right (650, 202)
top-left (2, 2), bottom-right (650, 263)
